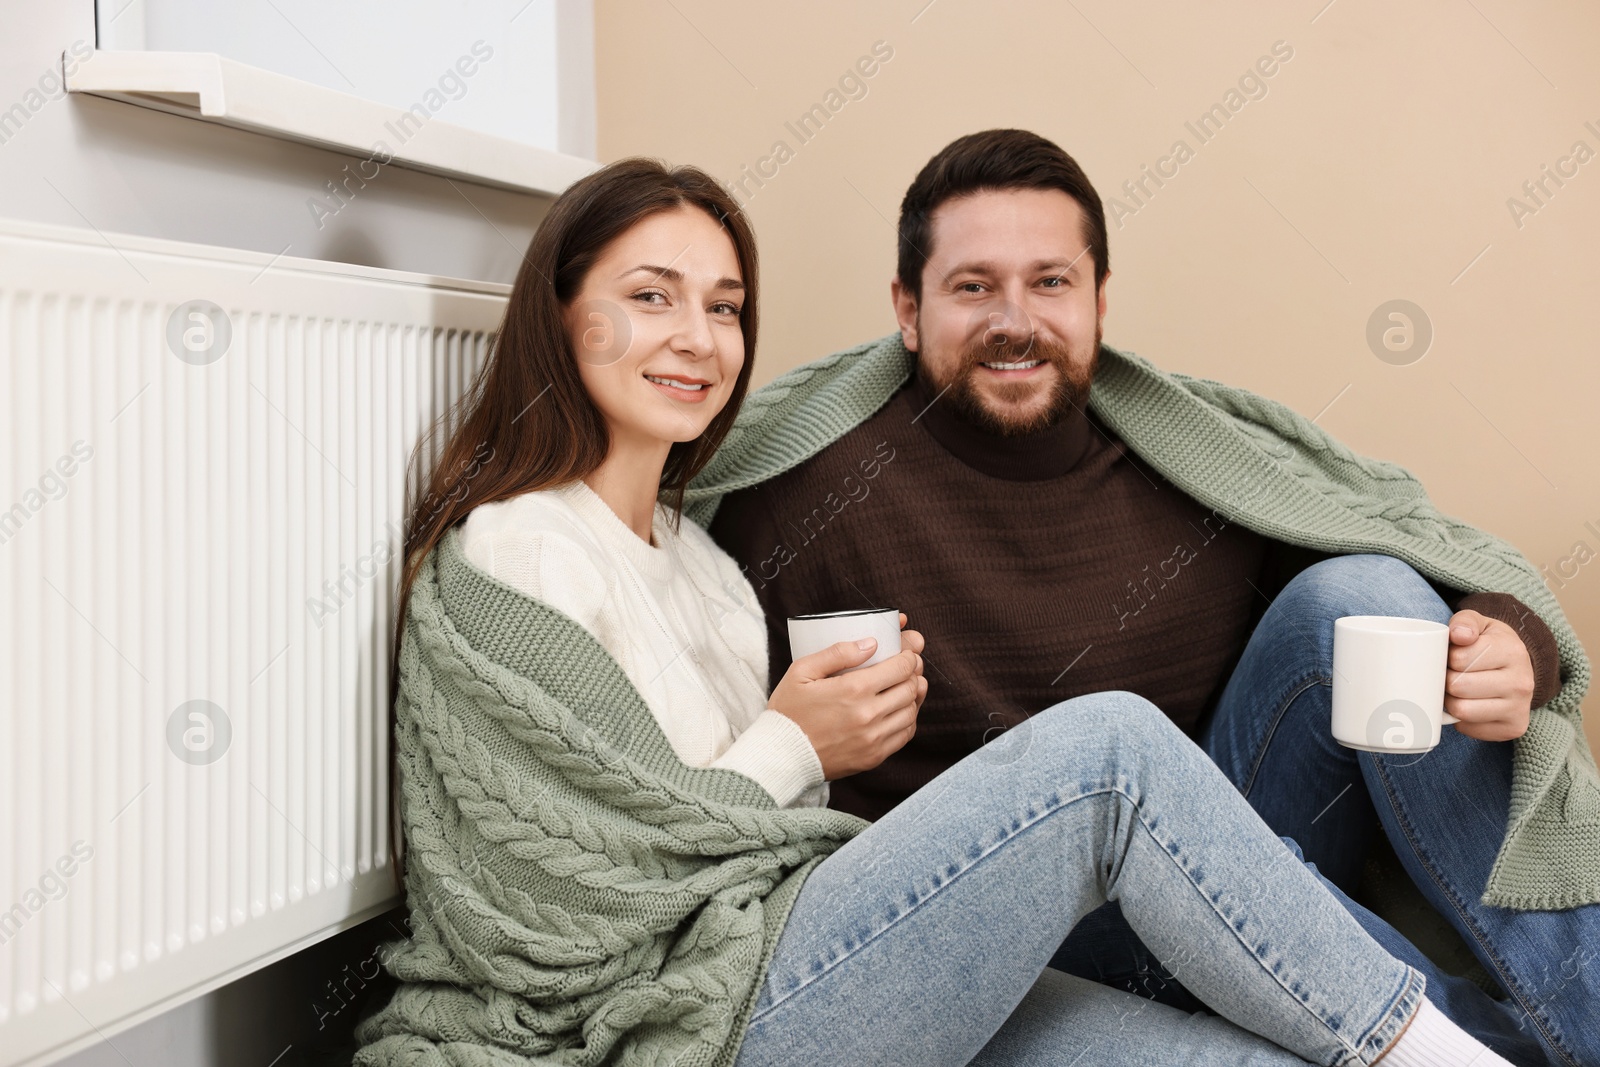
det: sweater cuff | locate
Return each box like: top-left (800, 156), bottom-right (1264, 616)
top-left (709, 709), bottom-right (827, 807)
top-left (1453, 591), bottom-right (1562, 708)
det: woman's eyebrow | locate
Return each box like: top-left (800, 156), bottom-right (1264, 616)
top-left (618, 264), bottom-right (744, 290)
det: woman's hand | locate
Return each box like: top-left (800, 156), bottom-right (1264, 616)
top-left (768, 614), bottom-right (928, 781)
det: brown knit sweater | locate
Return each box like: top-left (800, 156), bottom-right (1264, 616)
top-left (709, 373), bottom-right (1562, 823)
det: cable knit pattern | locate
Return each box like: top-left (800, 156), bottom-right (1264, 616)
top-left (457, 483), bottom-right (828, 809)
top-left (353, 527), bottom-right (867, 1066)
top-left (685, 332), bottom-right (1600, 911)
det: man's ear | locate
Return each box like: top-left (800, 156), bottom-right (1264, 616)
top-left (1096, 268), bottom-right (1110, 327)
top-left (890, 275), bottom-right (920, 352)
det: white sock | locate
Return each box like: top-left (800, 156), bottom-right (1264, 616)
top-left (1378, 997), bottom-right (1512, 1066)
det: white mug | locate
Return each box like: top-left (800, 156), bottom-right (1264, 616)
top-left (1331, 615), bottom-right (1458, 753)
top-left (787, 608), bottom-right (902, 674)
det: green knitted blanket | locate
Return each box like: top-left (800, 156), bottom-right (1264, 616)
top-left (685, 332), bottom-right (1600, 911)
top-left (353, 526), bottom-right (868, 1066)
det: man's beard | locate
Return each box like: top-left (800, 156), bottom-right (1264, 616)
top-left (934, 323), bottom-right (1102, 437)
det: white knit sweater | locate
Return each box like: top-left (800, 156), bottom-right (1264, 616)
top-left (459, 481), bottom-right (828, 808)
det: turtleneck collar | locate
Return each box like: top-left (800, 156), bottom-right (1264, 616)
top-left (902, 367), bottom-right (1095, 481)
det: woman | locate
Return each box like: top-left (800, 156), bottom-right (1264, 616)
top-left (355, 158), bottom-right (1511, 1067)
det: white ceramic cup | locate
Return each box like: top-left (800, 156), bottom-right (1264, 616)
top-left (787, 608), bottom-right (902, 674)
top-left (1331, 615), bottom-right (1458, 753)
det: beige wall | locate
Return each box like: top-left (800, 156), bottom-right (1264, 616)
top-left (596, 0), bottom-right (1600, 751)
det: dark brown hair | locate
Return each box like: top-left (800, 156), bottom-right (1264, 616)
top-left (896, 129), bottom-right (1109, 302)
top-left (386, 157), bottom-right (759, 880)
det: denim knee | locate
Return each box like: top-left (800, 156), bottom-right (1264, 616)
top-left (1041, 689), bottom-right (1167, 727)
top-left (1035, 690), bottom-right (1178, 766)
top-left (1276, 551), bottom-right (1449, 624)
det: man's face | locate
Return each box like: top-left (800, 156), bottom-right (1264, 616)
top-left (891, 187), bottom-right (1108, 436)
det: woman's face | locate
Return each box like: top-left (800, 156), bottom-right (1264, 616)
top-left (566, 205), bottom-right (746, 453)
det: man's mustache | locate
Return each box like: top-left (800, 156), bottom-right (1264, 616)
top-left (956, 334), bottom-right (1071, 371)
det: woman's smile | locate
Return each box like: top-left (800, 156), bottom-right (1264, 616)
top-left (644, 371), bottom-right (713, 402)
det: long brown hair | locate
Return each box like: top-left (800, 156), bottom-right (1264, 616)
top-left (386, 158), bottom-right (760, 881)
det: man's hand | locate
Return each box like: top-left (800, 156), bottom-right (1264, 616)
top-left (1445, 609), bottom-right (1535, 742)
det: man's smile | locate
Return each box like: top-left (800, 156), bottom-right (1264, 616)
top-left (978, 359), bottom-right (1045, 374)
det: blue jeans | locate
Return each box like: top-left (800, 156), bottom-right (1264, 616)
top-left (733, 693), bottom-right (1426, 1067)
top-left (1053, 553), bottom-right (1595, 1067)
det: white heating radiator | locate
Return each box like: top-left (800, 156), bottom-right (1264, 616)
top-left (0, 218), bottom-right (507, 1066)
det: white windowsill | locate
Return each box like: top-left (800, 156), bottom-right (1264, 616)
top-left (64, 49), bottom-right (599, 197)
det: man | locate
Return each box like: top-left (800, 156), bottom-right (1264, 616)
top-left (689, 129), bottom-right (1599, 1066)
